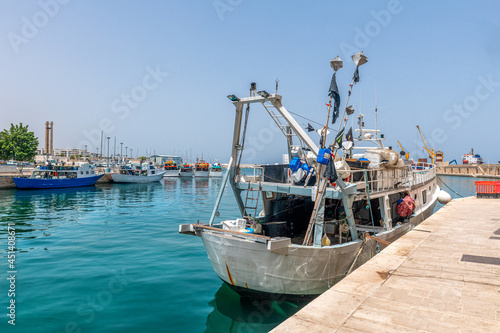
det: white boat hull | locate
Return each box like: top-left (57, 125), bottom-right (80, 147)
top-left (163, 169), bottom-right (179, 177)
top-left (194, 171), bottom-right (209, 178)
top-left (209, 170), bottom-right (223, 178)
top-left (199, 183), bottom-right (438, 298)
top-left (111, 171), bottom-right (165, 183)
top-left (179, 170), bottom-right (193, 177)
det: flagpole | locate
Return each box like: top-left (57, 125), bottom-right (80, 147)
top-left (337, 76), bottom-right (356, 135)
top-left (322, 97), bottom-right (333, 149)
top-left (303, 57), bottom-right (342, 246)
top-left (336, 52), bottom-right (368, 139)
top-left (303, 52), bottom-right (368, 246)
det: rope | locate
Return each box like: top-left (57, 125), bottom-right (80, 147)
top-left (363, 170), bottom-right (377, 234)
top-left (287, 110), bottom-right (339, 133)
top-left (363, 169), bottom-right (380, 253)
top-left (346, 238), bottom-right (367, 275)
top-left (436, 175), bottom-right (464, 198)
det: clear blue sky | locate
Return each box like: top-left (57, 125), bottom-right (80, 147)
top-left (1, 0), bottom-right (499, 163)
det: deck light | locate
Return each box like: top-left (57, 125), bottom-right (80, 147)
top-left (346, 105), bottom-right (355, 115)
top-left (330, 56), bottom-right (343, 72)
top-left (351, 51), bottom-right (368, 67)
top-left (227, 94), bottom-right (240, 102)
top-left (257, 90), bottom-right (270, 98)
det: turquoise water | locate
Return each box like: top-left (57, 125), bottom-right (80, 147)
top-left (0, 178), bottom-right (304, 333)
top-left (0, 174), bottom-right (488, 332)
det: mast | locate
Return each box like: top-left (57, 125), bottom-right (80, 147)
top-left (303, 52), bottom-right (367, 246)
top-left (374, 79), bottom-right (378, 139)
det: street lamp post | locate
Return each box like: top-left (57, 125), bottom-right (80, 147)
top-left (120, 142), bottom-right (123, 162)
top-left (125, 146), bottom-right (128, 159)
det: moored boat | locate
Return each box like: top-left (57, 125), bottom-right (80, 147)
top-left (111, 162), bottom-right (165, 183)
top-left (209, 163), bottom-right (223, 178)
top-left (180, 53), bottom-right (449, 300)
top-left (13, 162), bottom-right (103, 189)
top-left (194, 159), bottom-right (209, 177)
top-left (179, 163), bottom-right (193, 177)
top-left (163, 160), bottom-right (180, 177)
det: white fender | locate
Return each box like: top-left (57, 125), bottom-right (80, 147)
top-left (437, 190), bottom-right (452, 204)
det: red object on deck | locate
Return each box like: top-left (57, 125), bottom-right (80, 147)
top-left (396, 196), bottom-right (416, 217)
top-left (475, 181), bottom-right (500, 198)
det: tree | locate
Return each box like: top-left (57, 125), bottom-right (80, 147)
top-left (0, 123), bottom-right (39, 161)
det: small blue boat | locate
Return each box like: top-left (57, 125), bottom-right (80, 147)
top-left (13, 163), bottom-right (103, 189)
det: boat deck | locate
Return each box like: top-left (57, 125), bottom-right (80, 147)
top-left (235, 180), bottom-right (350, 199)
top-left (272, 197), bottom-right (500, 332)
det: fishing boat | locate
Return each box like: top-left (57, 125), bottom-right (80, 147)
top-left (209, 162), bottom-right (224, 178)
top-left (163, 160), bottom-right (180, 177)
top-left (111, 162), bottom-right (165, 183)
top-left (179, 163), bottom-right (194, 178)
top-left (194, 159), bottom-right (210, 177)
top-left (13, 162), bottom-right (103, 189)
top-left (180, 53), bottom-right (451, 300)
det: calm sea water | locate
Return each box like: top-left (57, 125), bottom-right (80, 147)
top-left (0, 174), bottom-right (489, 332)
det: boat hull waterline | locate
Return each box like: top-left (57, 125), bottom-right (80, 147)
top-left (163, 169), bottom-right (180, 177)
top-left (13, 175), bottom-right (104, 189)
top-left (110, 172), bottom-right (165, 183)
top-left (200, 190), bottom-right (438, 299)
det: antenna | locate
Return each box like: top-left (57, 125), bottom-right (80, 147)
top-left (374, 78), bottom-right (378, 139)
top-left (359, 80), bottom-right (362, 127)
top-left (275, 78), bottom-right (279, 94)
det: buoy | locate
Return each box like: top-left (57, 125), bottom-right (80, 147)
top-left (437, 190), bottom-right (452, 204)
top-left (321, 233), bottom-right (331, 246)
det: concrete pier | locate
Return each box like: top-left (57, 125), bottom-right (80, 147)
top-left (437, 163), bottom-right (500, 178)
top-left (273, 197), bottom-right (500, 332)
top-left (0, 176), bottom-right (16, 189)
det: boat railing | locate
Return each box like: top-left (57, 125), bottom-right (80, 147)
top-left (344, 167), bottom-right (406, 193)
top-left (346, 164), bottom-right (435, 194)
top-left (237, 166), bottom-right (264, 182)
top-left (236, 163), bottom-right (435, 195)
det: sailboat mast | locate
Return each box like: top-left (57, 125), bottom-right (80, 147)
top-left (374, 79), bottom-right (378, 139)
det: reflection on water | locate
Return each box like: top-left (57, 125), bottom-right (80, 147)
top-left (0, 186), bottom-right (100, 239)
top-left (205, 283), bottom-right (307, 333)
top-left (0, 174), bottom-right (484, 332)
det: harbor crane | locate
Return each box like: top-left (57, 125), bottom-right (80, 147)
top-left (397, 140), bottom-right (410, 160)
top-left (416, 125), bottom-right (436, 164)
